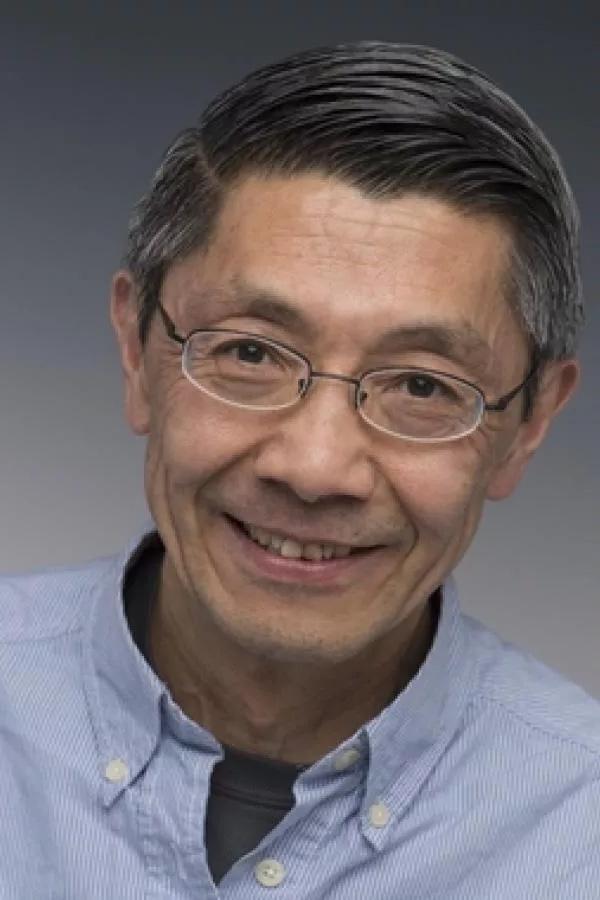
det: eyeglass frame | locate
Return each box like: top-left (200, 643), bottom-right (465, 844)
top-left (156, 301), bottom-right (538, 443)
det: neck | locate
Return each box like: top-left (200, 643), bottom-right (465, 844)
top-left (149, 562), bottom-right (438, 766)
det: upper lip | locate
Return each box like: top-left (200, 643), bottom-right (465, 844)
top-left (227, 513), bottom-right (384, 549)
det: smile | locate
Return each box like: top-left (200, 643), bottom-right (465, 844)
top-left (222, 514), bottom-right (392, 587)
top-left (243, 522), bottom-right (354, 562)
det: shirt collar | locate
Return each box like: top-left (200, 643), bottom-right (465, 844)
top-left (84, 526), bottom-right (475, 818)
top-left (361, 576), bottom-right (475, 847)
top-left (83, 526), bottom-right (167, 806)
top-left (295, 577), bottom-right (475, 851)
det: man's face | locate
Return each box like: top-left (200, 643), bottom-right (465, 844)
top-left (113, 174), bottom-right (565, 665)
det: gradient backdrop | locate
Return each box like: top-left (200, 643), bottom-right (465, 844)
top-left (1, 3), bottom-right (598, 695)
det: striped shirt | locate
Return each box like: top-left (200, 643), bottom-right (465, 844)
top-left (0, 527), bottom-right (599, 898)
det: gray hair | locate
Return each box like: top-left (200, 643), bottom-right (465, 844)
top-left (126, 42), bottom-right (583, 384)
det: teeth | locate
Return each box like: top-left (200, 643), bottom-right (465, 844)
top-left (334, 545), bottom-right (351, 558)
top-left (303, 543), bottom-right (325, 561)
top-left (280, 539), bottom-right (303, 559)
top-left (246, 524), bottom-right (353, 561)
top-left (254, 528), bottom-right (271, 547)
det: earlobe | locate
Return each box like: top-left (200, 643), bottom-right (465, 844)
top-left (486, 448), bottom-right (529, 501)
top-left (486, 358), bottom-right (580, 502)
top-left (109, 271), bottom-right (151, 435)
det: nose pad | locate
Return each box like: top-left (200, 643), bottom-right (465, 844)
top-left (297, 376), bottom-right (310, 397)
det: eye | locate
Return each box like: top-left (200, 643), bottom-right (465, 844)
top-left (384, 373), bottom-right (445, 398)
top-left (229, 340), bottom-right (267, 365)
top-left (405, 374), bottom-right (440, 398)
top-left (214, 338), bottom-right (275, 366)
top-left (381, 371), bottom-right (463, 404)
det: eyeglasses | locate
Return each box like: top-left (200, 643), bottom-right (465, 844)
top-left (157, 303), bottom-right (537, 443)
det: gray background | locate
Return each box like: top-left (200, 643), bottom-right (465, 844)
top-left (1, 3), bottom-right (598, 695)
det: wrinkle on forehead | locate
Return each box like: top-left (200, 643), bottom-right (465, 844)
top-left (223, 175), bottom-right (512, 283)
top-left (232, 173), bottom-right (500, 245)
top-left (294, 186), bottom-right (465, 246)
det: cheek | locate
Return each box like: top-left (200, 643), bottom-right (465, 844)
top-left (146, 387), bottom-right (255, 492)
top-left (390, 446), bottom-right (488, 545)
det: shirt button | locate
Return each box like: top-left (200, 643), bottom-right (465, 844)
top-left (104, 758), bottom-right (129, 783)
top-left (369, 802), bottom-right (391, 828)
top-left (333, 747), bottom-right (361, 771)
top-left (254, 858), bottom-right (286, 887)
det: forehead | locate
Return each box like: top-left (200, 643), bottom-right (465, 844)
top-left (164, 173), bottom-right (526, 370)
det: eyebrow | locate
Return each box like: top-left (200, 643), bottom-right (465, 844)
top-left (373, 322), bottom-right (495, 373)
top-left (200, 281), bottom-right (312, 335)
top-left (190, 280), bottom-right (496, 374)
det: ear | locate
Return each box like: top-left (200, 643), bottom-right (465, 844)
top-left (486, 359), bottom-right (580, 501)
top-left (109, 270), bottom-right (151, 435)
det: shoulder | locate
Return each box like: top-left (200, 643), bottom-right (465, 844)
top-left (462, 611), bottom-right (600, 761)
top-left (0, 553), bottom-right (121, 642)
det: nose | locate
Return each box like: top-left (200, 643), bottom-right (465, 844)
top-left (253, 376), bottom-right (376, 503)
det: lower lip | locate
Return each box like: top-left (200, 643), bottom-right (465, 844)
top-left (221, 515), bottom-right (389, 586)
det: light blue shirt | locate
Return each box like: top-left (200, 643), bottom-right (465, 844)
top-left (1, 527), bottom-right (599, 898)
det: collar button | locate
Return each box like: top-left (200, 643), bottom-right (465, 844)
top-left (368, 801), bottom-right (391, 828)
top-left (333, 747), bottom-right (361, 771)
top-left (104, 758), bottom-right (129, 783)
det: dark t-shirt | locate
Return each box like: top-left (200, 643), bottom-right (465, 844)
top-left (123, 544), bottom-right (305, 885)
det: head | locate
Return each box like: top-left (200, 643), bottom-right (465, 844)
top-left (112, 42), bottom-right (581, 666)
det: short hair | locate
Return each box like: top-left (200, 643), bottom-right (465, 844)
top-left (126, 41), bottom-right (583, 385)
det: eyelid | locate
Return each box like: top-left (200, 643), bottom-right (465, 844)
top-left (363, 364), bottom-right (485, 395)
top-left (211, 317), bottom-right (296, 341)
top-left (417, 362), bottom-right (487, 394)
top-left (365, 350), bottom-right (480, 379)
top-left (189, 325), bottom-right (290, 346)
top-left (190, 326), bottom-right (313, 366)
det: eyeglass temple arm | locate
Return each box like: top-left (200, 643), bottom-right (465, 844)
top-left (484, 362), bottom-right (539, 412)
top-left (157, 302), bottom-right (185, 345)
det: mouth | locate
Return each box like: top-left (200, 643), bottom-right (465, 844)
top-left (223, 515), bottom-right (384, 586)
top-left (226, 515), bottom-right (376, 563)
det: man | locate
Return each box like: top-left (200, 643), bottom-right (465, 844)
top-left (0, 41), bottom-right (597, 899)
